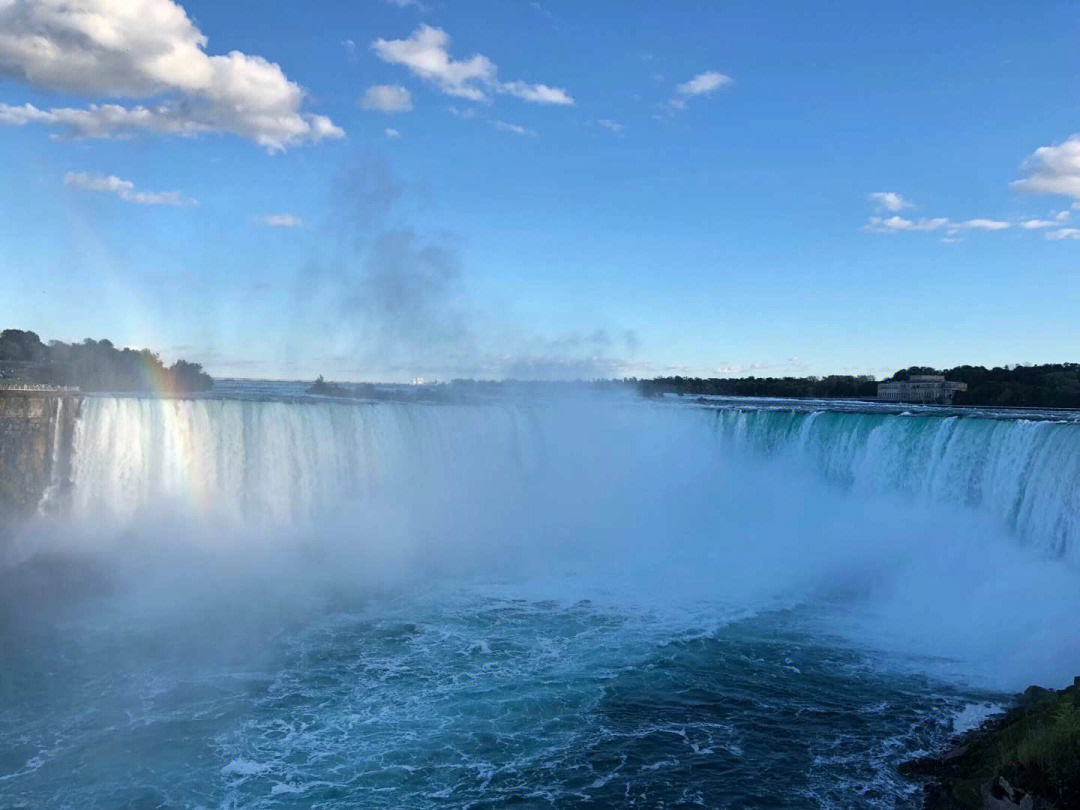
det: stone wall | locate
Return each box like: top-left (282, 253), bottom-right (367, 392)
top-left (0, 390), bottom-right (81, 520)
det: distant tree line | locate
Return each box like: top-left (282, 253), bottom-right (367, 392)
top-left (639, 364), bottom-right (1080, 409)
top-left (0, 329), bottom-right (213, 393)
top-left (447, 378), bottom-right (638, 393)
top-left (889, 364), bottom-right (1080, 409)
top-left (638, 375), bottom-right (877, 400)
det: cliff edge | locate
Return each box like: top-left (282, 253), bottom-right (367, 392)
top-left (901, 678), bottom-right (1080, 809)
top-left (0, 389), bottom-right (80, 523)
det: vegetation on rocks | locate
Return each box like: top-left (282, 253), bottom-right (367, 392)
top-left (901, 679), bottom-right (1080, 809)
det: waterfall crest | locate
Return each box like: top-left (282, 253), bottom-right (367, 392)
top-left (714, 408), bottom-right (1080, 562)
top-left (70, 396), bottom-right (1080, 564)
top-left (71, 396), bottom-right (545, 525)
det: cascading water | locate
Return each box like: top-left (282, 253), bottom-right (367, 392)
top-left (35, 396), bottom-right (65, 516)
top-left (71, 396), bottom-right (1080, 565)
top-left (70, 396), bottom-right (546, 525)
top-left (713, 407), bottom-right (1080, 563)
top-left (6, 390), bottom-right (1080, 809)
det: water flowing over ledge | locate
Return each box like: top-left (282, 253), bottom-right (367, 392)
top-left (71, 396), bottom-right (547, 525)
top-left (713, 408), bottom-right (1080, 564)
top-left (0, 388), bottom-right (80, 520)
top-left (69, 395), bottom-right (1080, 566)
top-left (8, 393), bottom-right (1080, 809)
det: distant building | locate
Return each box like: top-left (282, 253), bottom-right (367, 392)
top-left (877, 375), bottom-right (967, 404)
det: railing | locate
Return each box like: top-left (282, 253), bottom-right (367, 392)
top-left (0, 383), bottom-right (81, 393)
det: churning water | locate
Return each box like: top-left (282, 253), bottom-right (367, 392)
top-left (3, 389), bottom-right (1080, 808)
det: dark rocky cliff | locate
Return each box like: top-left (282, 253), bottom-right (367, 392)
top-left (0, 389), bottom-right (81, 523)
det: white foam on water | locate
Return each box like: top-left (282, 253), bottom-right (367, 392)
top-left (951, 702), bottom-right (1005, 734)
top-left (23, 393), bottom-right (1080, 693)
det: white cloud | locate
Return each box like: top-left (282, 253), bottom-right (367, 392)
top-left (861, 194), bottom-right (1053, 238)
top-left (384, 0), bottom-right (424, 7)
top-left (447, 105), bottom-right (477, 119)
top-left (494, 120), bottom-right (536, 137)
top-left (868, 192), bottom-right (913, 212)
top-left (1012, 135), bottom-right (1080, 199)
top-left (659, 70), bottom-right (732, 115)
top-left (958, 218), bottom-right (1011, 231)
top-left (256, 213), bottom-right (306, 227)
top-left (865, 216), bottom-right (1018, 234)
top-left (360, 84), bottom-right (413, 113)
top-left (1015, 212), bottom-right (1067, 228)
top-left (863, 215), bottom-right (950, 233)
top-left (866, 209), bottom-right (1075, 239)
top-left (1021, 211), bottom-right (1070, 229)
top-left (530, 2), bottom-right (555, 20)
top-left (0, 0), bottom-right (341, 151)
top-left (64, 171), bottom-right (195, 206)
top-left (595, 119), bottom-right (624, 134)
top-left (2, 101), bottom-right (198, 138)
top-left (372, 26), bottom-right (494, 101)
top-left (676, 71), bottom-right (733, 97)
top-left (372, 26), bottom-right (573, 105)
top-left (384, 127), bottom-right (400, 138)
top-left (498, 81), bottom-right (573, 105)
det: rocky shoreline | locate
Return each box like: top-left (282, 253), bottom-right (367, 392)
top-left (900, 678), bottom-right (1080, 809)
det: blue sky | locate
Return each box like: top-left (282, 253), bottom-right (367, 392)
top-left (2, 0), bottom-right (1080, 381)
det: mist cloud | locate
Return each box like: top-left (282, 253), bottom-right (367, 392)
top-left (287, 152), bottom-right (639, 381)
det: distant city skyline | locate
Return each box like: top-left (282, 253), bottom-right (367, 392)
top-left (3, 0), bottom-right (1080, 381)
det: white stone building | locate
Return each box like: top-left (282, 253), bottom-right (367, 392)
top-left (877, 375), bottom-right (967, 404)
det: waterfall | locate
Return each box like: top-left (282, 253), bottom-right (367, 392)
top-left (70, 396), bottom-right (547, 526)
top-left (36, 396), bottom-right (65, 516)
top-left (713, 408), bottom-right (1080, 561)
top-left (44, 394), bottom-right (1080, 688)
top-left (68, 396), bottom-right (1080, 565)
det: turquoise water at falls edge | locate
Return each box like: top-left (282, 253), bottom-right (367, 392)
top-left (3, 393), bottom-right (1080, 808)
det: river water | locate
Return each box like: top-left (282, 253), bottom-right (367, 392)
top-left (4, 386), bottom-right (1079, 808)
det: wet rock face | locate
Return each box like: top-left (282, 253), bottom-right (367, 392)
top-left (0, 392), bottom-right (79, 520)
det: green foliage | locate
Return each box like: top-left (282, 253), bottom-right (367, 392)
top-left (0, 329), bottom-right (47, 363)
top-left (1011, 696), bottom-right (1080, 803)
top-left (640, 364), bottom-right (1080, 409)
top-left (1, 330), bottom-right (213, 394)
top-left (166, 359), bottom-right (215, 394)
top-left (638, 375), bottom-right (878, 400)
top-left (307, 376), bottom-right (350, 397)
top-left (913, 684), bottom-right (1080, 809)
top-left (890, 364), bottom-right (1080, 409)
